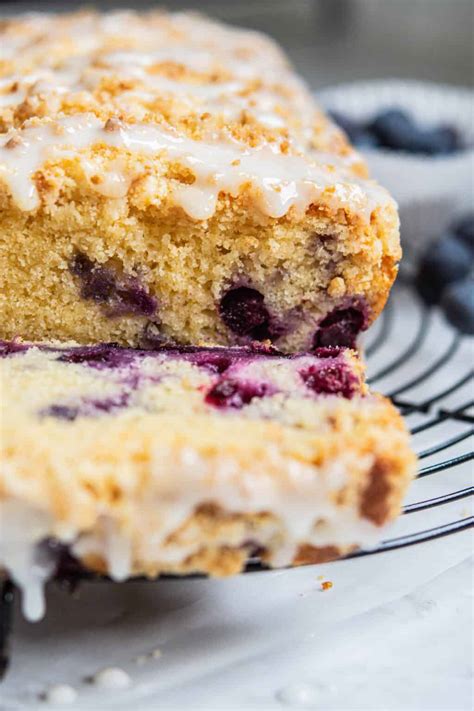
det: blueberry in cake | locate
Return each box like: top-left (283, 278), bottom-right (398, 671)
top-left (0, 10), bottom-right (401, 352)
top-left (0, 340), bottom-right (415, 619)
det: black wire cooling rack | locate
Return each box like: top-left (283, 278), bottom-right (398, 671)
top-left (1, 280), bottom-right (473, 678)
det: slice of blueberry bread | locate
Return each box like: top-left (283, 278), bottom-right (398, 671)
top-left (0, 341), bottom-right (416, 619)
top-left (0, 10), bottom-right (400, 352)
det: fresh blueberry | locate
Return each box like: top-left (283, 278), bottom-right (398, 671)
top-left (441, 277), bottom-right (474, 334)
top-left (451, 213), bottom-right (474, 251)
top-left (415, 236), bottom-right (471, 304)
top-left (415, 125), bottom-right (460, 155)
top-left (219, 287), bottom-right (271, 340)
top-left (369, 108), bottom-right (460, 155)
top-left (205, 378), bottom-right (270, 409)
top-left (313, 306), bottom-right (365, 349)
top-left (368, 108), bottom-right (418, 151)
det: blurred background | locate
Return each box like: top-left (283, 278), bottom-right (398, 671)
top-left (1, 0), bottom-right (473, 90)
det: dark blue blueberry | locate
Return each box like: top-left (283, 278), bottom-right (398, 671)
top-left (441, 277), bottom-right (474, 335)
top-left (451, 213), bottom-right (474, 250)
top-left (416, 236), bottom-right (471, 304)
top-left (369, 108), bottom-right (460, 155)
top-left (205, 378), bottom-right (271, 409)
top-left (415, 125), bottom-right (460, 155)
top-left (368, 108), bottom-right (418, 151)
top-left (313, 305), bottom-right (366, 349)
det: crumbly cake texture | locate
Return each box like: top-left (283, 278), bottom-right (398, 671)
top-left (0, 341), bottom-right (416, 617)
top-left (0, 10), bottom-right (400, 352)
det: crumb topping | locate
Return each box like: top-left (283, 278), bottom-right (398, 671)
top-left (0, 10), bottom-right (394, 219)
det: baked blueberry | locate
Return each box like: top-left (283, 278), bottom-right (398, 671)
top-left (416, 236), bottom-right (471, 304)
top-left (70, 252), bottom-right (157, 318)
top-left (205, 378), bottom-right (271, 409)
top-left (41, 404), bottom-right (80, 421)
top-left (57, 343), bottom-right (135, 369)
top-left (313, 306), bottom-right (365, 349)
top-left (0, 340), bottom-right (30, 357)
top-left (441, 277), bottom-right (474, 335)
top-left (300, 362), bottom-right (357, 398)
top-left (109, 278), bottom-right (157, 318)
top-left (312, 346), bottom-right (343, 359)
top-left (219, 287), bottom-right (271, 340)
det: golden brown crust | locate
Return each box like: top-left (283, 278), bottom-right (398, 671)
top-left (0, 11), bottom-right (356, 159)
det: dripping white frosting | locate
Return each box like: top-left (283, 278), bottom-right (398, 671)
top-left (0, 113), bottom-right (392, 218)
top-left (0, 500), bottom-right (55, 621)
top-left (1, 444), bottom-right (382, 619)
top-left (0, 438), bottom-right (383, 622)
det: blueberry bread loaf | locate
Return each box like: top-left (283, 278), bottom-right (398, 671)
top-left (0, 10), bottom-right (400, 352)
top-left (0, 341), bottom-right (416, 618)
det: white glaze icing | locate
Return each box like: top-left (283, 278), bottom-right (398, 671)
top-left (0, 442), bottom-right (381, 621)
top-left (0, 113), bottom-right (391, 218)
top-left (0, 500), bottom-right (54, 621)
top-left (0, 10), bottom-right (390, 221)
